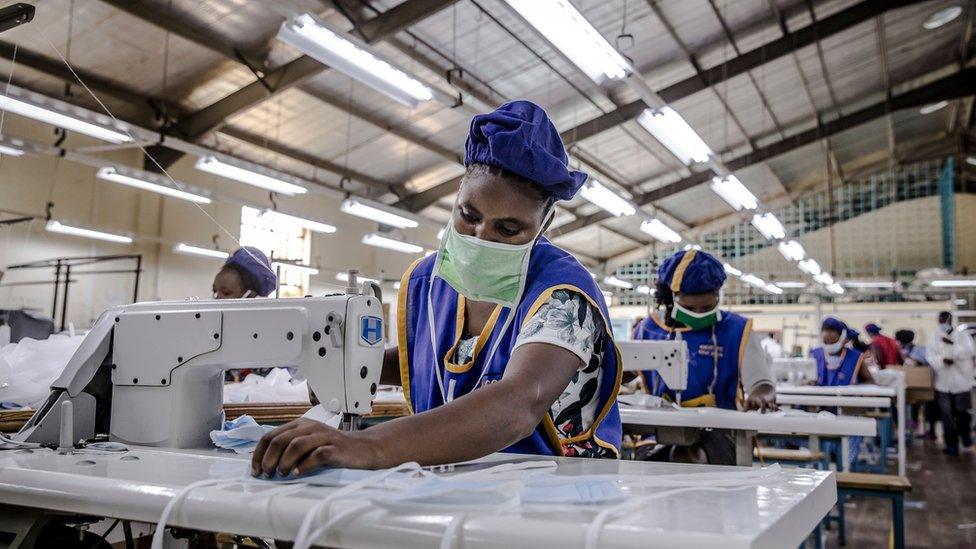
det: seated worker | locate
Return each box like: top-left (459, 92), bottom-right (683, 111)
top-left (213, 247), bottom-right (277, 381)
top-left (865, 323), bottom-right (903, 368)
top-left (212, 247), bottom-right (277, 299)
top-left (252, 100), bottom-right (622, 475)
top-left (811, 317), bottom-right (874, 386)
top-left (632, 249), bottom-right (777, 465)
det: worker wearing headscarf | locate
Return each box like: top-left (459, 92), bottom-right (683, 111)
top-left (865, 323), bottom-right (903, 367)
top-left (252, 101), bottom-right (622, 475)
top-left (632, 249), bottom-right (776, 465)
top-left (212, 247), bottom-right (277, 299)
top-left (812, 317), bottom-right (873, 385)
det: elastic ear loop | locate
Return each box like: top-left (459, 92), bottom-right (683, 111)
top-left (293, 462), bottom-right (424, 549)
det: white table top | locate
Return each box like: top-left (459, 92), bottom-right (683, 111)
top-left (775, 394), bottom-right (891, 408)
top-left (620, 406), bottom-right (877, 437)
top-left (775, 384), bottom-right (897, 397)
top-left (0, 446), bottom-right (835, 549)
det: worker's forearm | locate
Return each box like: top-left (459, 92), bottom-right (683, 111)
top-left (353, 381), bottom-right (540, 467)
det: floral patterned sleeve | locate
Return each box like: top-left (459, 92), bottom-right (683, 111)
top-left (513, 289), bottom-right (613, 458)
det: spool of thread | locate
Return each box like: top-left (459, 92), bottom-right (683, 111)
top-left (58, 400), bottom-right (74, 453)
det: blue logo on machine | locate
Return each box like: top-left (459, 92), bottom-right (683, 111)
top-left (360, 315), bottom-right (383, 346)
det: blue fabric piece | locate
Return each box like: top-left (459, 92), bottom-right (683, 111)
top-left (520, 474), bottom-right (625, 504)
top-left (225, 247), bottom-right (276, 297)
top-left (400, 237), bottom-right (623, 457)
top-left (464, 100), bottom-right (586, 201)
top-left (634, 311), bottom-right (750, 410)
top-left (210, 414), bottom-right (274, 454)
top-left (658, 250), bottom-right (726, 294)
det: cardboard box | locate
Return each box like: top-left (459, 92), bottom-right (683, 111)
top-left (885, 365), bottom-right (935, 402)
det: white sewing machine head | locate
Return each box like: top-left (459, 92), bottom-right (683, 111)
top-left (771, 357), bottom-right (817, 384)
top-left (617, 339), bottom-right (689, 392)
top-left (15, 274), bottom-right (385, 449)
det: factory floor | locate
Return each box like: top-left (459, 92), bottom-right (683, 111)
top-left (825, 436), bottom-right (976, 548)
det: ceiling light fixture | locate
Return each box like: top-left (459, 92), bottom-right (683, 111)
top-left (740, 274), bottom-right (766, 288)
top-left (579, 179), bottom-right (636, 217)
top-left (764, 284), bottom-right (784, 295)
top-left (278, 14), bottom-right (433, 107)
top-left (636, 107), bottom-right (712, 165)
top-left (773, 281), bottom-right (808, 289)
top-left (195, 155), bottom-right (307, 195)
top-left (45, 220), bottom-right (132, 244)
top-left (0, 85), bottom-right (132, 143)
top-left (798, 258), bottom-right (822, 276)
top-left (172, 242), bottom-right (229, 259)
top-left (930, 279), bottom-right (976, 287)
top-left (362, 232), bottom-right (424, 254)
top-left (502, 0), bottom-right (631, 84)
top-left (603, 275), bottom-right (633, 289)
top-left (777, 240), bottom-right (806, 262)
top-left (640, 218), bottom-right (682, 243)
top-left (723, 263), bottom-right (742, 277)
top-left (97, 166), bottom-right (212, 204)
top-left (260, 210), bottom-right (336, 234)
top-left (919, 100), bottom-right (948, 115)
top-left (751, 212), bottom-right (786, 240)
top-left (635, 285), bottom-right (654, 295)
top-left (335, 272), bottom-right (381, 285)
top-left (272, 261), bottom-right (319, 275)
top-left (922, 5), bottom-right (962, 30)
top-left (813, 272), bottom-right (835, 286)
top-left (340, 197), bottom-right (420, 229)
top-left (710, 175), bottom-right (758, 211)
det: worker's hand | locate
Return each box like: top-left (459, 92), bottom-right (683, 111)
top-left (744, 384), bottom-right (779, 413)
top-left (250, 419), bottom-right (381, 477)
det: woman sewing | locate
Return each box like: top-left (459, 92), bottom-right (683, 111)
top-left (252, 101), bottom-right (622, 476)
top-left (632, 249), bottom-right (778, 464)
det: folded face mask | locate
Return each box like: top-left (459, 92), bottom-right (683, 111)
top-left (520, 474), bottom-right (625, 505)
top-left (371, 476), bottom-right (522, 512)
top-left (209, 415), bottom-right (275, 454)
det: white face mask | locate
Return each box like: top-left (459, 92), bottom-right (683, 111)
top-left (823, 339), bottom-right (844, 354)
top-left (938, 323), bottom-right (952, 334)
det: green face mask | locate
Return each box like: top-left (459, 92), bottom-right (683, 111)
top-left (431, 221), bottom-right (546, 307)
top-left (670, 301), bottom-right (722, 331)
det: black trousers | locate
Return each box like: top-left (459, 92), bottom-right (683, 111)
top-left (936, 390), bottom-right (973, 449)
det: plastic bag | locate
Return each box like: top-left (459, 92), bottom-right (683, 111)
top-left (222, 367), bottom-right (310, 403)
top-left (0, 334), bottom-right (87, 408)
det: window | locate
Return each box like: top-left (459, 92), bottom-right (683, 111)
top-left (239, 206), bottom-right (311, 297)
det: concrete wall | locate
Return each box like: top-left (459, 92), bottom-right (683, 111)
top-left (0, 116), bottom-right (438, 329)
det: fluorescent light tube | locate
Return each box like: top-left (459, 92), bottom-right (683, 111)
top-left (798, 258), bottom-right (822, 276)
top-left (362, 232), bottom-right (424, 254)
top-left (723, 263), bottom-right (742, 277)
top-left (260, 210), bottom-right (336, 234)
top-left (601, 290), bottom-right (613, 306)
top-left (709, 175), bottom-right (758, 211)
top-left (826, 283), bottom-right (845, 295)
top-left (923, 6), bottom-right (962, 29)
top-left (97, 167), bottom-right (212, 204)
top-left (764, 284), bottom-right (784, 295)
top-left (0, 86), bottom-right (132, 143)
top-left (278, 14), bottom-right (433, 107)
top-left (272, 261), bottom-right (319, 275)
top-left (813, 272), bottom-right (835, 285)
top-left (843, 281), bottom-right (897, 289)
top-left (751, 212), bottom-right (786, 240)
top-left (774, 281), bottom-right (808, 289)
top-left (919, 101), bottom-right (948, 115)
top-left (635, 285), bottom-right (654, 295)
top-left (502, 0), bottom-right (631, 84)
top-left (46, 220), bottom-right (132, 244)
top-left (173, 242), bottom-right (229, 259)
top-left (640, 218), bottom-right (682, 243)
top-left (930, 279), bottom-right (976, 287)
top-left (966, 156), bottom-right (976, 167)
top-left (341, 197), bottom-right (419, 229)
top-left (0, 144), bottom-right (24, 156)
top-left (777, 240), bottom-right (806, 262)
top-left (636, 107), bottom-right (712, 165)
top-left (579, 179), bottom-right (636, 217)
top-left (683, 244), bottom-right (702, 251)
top-left (335, 272), bottom-right (380, 285)
top-left (195, 155), bottom-right (307, 195)
top-left (740, 274), bottom-right (766, 287)
top-left (603, 275), bottom-right (633, 289)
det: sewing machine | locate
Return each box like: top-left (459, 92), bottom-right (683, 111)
top-left (13, 273), bottom-right (385, 449)
top-left (617, 339), bottom-right (689, 396)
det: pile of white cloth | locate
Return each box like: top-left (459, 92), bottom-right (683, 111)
top-left (223, 367), bottom-right (310, 404)
top-left (0, 334), bottom-right (86, 409)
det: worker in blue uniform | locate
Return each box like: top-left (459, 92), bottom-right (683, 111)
top-left (811, 317), bottom-right (875, 386)
top-left (632, 249), bottom-right (777, 464)
top-left (252, 100), bottom-right (622, 475)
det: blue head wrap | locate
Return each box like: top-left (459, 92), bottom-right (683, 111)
top-left (464, 100), bottom-right (587, 201)
top-left (657, 249), bottom-right (726, 294)
top-left (864, 323), bottom-right (881, 335)
top-left (225, 247), bottom-right (276, 297)
top-left (821, 317), bottom-right (859, 340)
